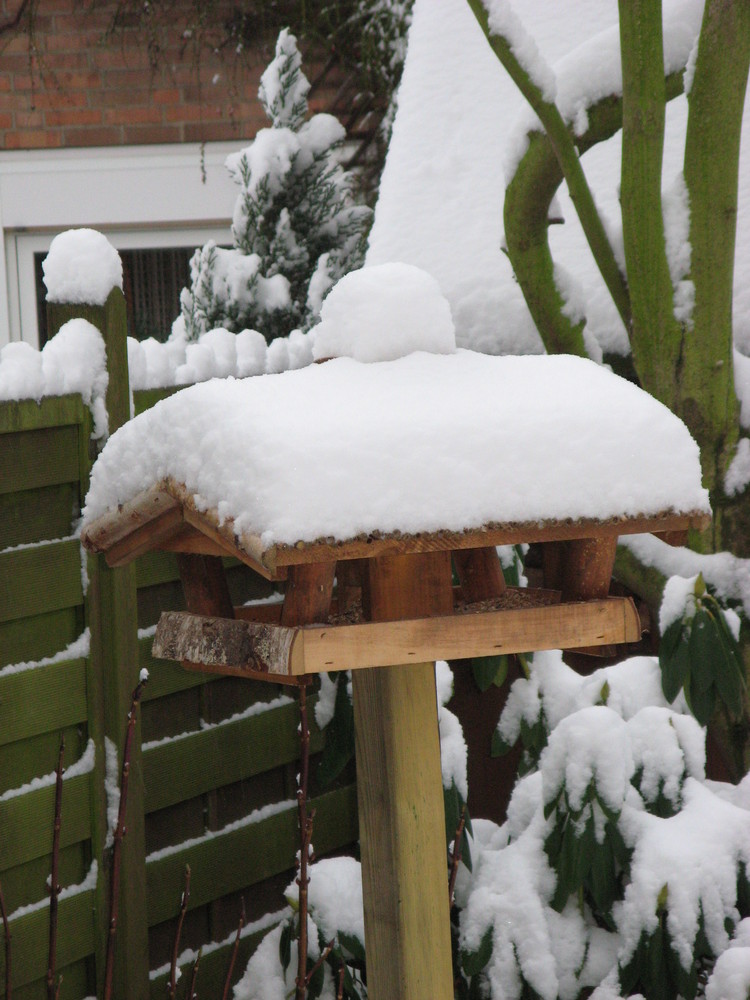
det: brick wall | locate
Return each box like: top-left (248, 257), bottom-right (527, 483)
top-left (0, 0), bottom-right (341, 150)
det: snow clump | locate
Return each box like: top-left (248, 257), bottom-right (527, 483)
top-left (311, 263), bottom-right (456, 362)
top-left (42, 228), bottom-right (123, 305)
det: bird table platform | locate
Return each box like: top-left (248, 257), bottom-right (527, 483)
top-left (80, 350), bottom-right (710, 1000)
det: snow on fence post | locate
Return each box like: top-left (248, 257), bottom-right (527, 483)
top-left (45, 230), bottom-right (151, 1000)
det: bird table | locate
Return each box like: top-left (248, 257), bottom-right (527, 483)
top-left (80, 351), bottom-right (711, 1000)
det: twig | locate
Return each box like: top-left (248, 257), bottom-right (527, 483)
top-left (169, 865), bottom-right (192, 1000)
top-left (0, 880), bottom-right (12, 1000)
top-left (304, 938), bottom-right (335, 988)
top-left (448, 806), bottom-right (467, 909)
top-left (295, 679), bottom-right (315, 1000)
top-left (187, 947), bottom-right (202, 999)
top-left (47, 737), bottom-right (65, 1000)
top-left (336, 963), bottom-right (345, 1000)
top-left (221, 900), bottom-right (246, 1000)
top-left (103, 674), bottom-right (148, 1000)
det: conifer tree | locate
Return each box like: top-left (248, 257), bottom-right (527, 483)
top-left (179, 29), bottom-right (372, 344)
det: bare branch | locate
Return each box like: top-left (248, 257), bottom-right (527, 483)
top-left (169, 865), bottom-right (192, 1000)
top-left (103, 674), bottom-right (148, 1000)
top-left (222, 901), bottom-right (246, 1000)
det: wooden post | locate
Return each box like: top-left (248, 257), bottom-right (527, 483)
top-left (450, 546), bottom-right (516, 824)
top-left (49, 284), bottom-right (150, 999)
top-left (352, 552), bottom-right (454, 1000)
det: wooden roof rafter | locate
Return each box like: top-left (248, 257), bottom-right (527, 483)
top-left (81, 476), bottom-right (711, 580)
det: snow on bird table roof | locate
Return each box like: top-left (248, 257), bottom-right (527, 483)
top-left (81, 350), bottom-right (710, 566)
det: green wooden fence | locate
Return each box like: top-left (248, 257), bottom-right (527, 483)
top-left (0, 291), bottom-right (357, 999)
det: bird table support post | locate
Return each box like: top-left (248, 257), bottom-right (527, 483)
top-left (352, 551), bottom-right (454, 1000)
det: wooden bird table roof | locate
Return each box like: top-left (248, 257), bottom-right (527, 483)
top-left (80, 351), bottom-right (710, 678)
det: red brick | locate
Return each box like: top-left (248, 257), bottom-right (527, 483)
top-left (102, 68), bottom-right (156, 91)
top-left (46, 107), bottom-right (102, 126)
top-left (61, 125), bottom-right (122, 146)
top-left (0, 112), bottom-right (12, 128)
top-left (5, 129), bottom-right (63, 148)
top-left (27, 90), bottom-right (88, 110)
top-left (45, 30), bottom-right (104, 51)
top-left (14, 108), bottom-right (45, 128)
top-left (104, 105), bottom-right (162, 125)
top-left (37, 51), bottom-right (92, 71)
top-left (164, 102), bottom-right (225, 123)
top-left (151, 88), bottom-right (181, 104)
top-left (121, 123), bottom-right (182, 145)
top-left (94, 47), bottom-right (152, 70)
top-left (52, 10), bottom-right (112, 33)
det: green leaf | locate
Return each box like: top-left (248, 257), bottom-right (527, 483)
top-left (660, 627), bottom-right (690, 703)
top-left (712, 618), bottom-right (745, 717)
top-left (338, 931), bottom-right (366, 963)
top-left (444, 782), bottom-right (462, 850)
top-left (471, 655), bottom-right (508, 691)
top-left (279, 919), bottom-right (293, 972)
top-left (491, 727), bottom-right (513, 757)
top-left (462, 925), bottom-right (493, 976)
top-left (660, 617), bottom-right (685, 662)
top-left (683, 672), bottom-right (716, 726)
top-left (688, 608), bottom-right (720, 694)
top-left (317, 672), bottom-right (355, 787)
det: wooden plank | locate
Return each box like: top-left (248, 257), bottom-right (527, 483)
top-left (7, 959), bottom-right (90, 1000)
top-left (0, 608), bottom-right (80, 671)
top-left (133, 386), bottom-right (181, 416)
top-left (281, 562), bottom-right (335, 625)
top-left (146, 784), bottom-right (358, 926)
top-left (0, 726), bottom-right (85, 798)
top-left (453, 546), bottom-right (506, 601)
top-left (136, 550), bottom-right (181, 589)
top-left (182, 504), bottom-right (286, 581)
top-left (105, 504), bottom-right (185, 567)
top-left (0, 483), bottom-right (79, 551)
top-left (0, 888), bottom-right (95, 995)
top-left (86, 554), bottom-right (150, 1000)
top-left (176, 553), bottom-right (235, 618)
top-left (148, 920), bottom-right (277, 1000)
top-left (142, 700), bottom-right (324, 814)
top-left (0, 842), bottom-right (87, 918)
top-left (561, 536), bottom-right (619, 657)
top-left (152, 594), bottom-right (640, 677)
top-left (352, 551), bottom-right (454, 1000)
top-left (0, 394), bottom-right (84, 435)
top-left (0, 539), bottom-right (83, 624)
top-left (266, 509), bottom-right (711, 570)
top-left (138, 636), bottom-right (210, 701)
top-left (301, 597), bottom-right (640, 672)
top-left (0, 425), bottom-right (79, 496)
top-left (0, 773), bottom-right (91, 871)
top-left (0, 658), bottom-right (88, 747)
top-left (81, 486), bottom-right (180, 556)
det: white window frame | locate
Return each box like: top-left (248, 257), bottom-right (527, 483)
top-left (0, 141), bottom-right (242, 348)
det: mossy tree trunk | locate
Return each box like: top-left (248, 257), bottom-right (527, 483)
top-left (467, 0), bottom-right (750, 776)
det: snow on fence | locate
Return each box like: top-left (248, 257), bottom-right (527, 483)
top-left (0, 278), bottom-right (357, 998)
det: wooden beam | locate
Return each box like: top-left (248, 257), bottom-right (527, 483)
top-left (152, 612), bottom-right (294, 678)
top-left (181, 505), bottom-right (287, 581)
top-left (352, 552), bottom-right (454, 1000)
top-left (281, 562), bottom-right (335, 626)
top-left (453, 546), bottom-right (506, 601)
top-left (81, 485), bottom-right (179, 554)
top-left (151, 593), bottom-right (641, 678)
top-left (298, 596), bottom-right (640, 674)
top-left (176, 553), bottom-right (234, 619)
top-left (267, 509), bottom-right (711, 569)
top-left (104, 505), bottom-right (185, 567)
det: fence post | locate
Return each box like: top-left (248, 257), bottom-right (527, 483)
top-left (48, 283), bottom-right (151, 999)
